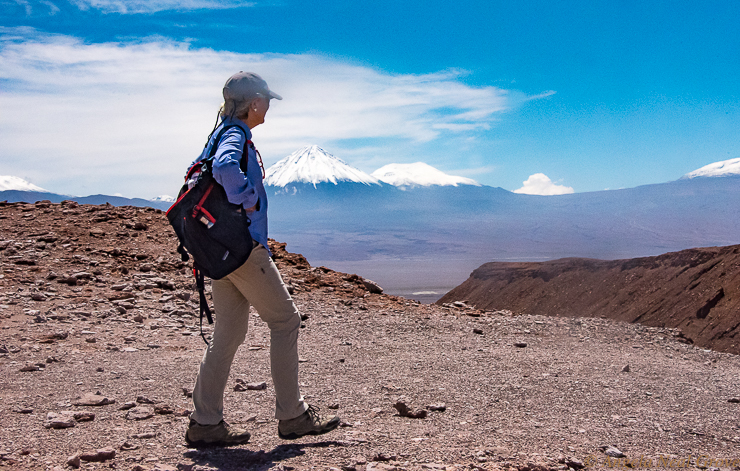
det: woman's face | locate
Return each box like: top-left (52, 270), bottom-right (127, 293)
top-left (246, 96), bottom-right (270, 128)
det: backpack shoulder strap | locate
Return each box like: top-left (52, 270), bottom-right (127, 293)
top-left (207, 124), bottom-right (247, 160)
top-left (207, 124), bottom-right (250, 176)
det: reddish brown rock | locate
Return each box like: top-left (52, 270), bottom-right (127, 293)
top-left (73, 393), bottom-right (115, 406)
top-left (80, 447), bottom-right (116, 462)
top-left (439, 245), bottom-right (740, 355)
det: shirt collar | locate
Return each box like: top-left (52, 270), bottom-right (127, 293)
top-left (221, 116), bottom-right (252, 140)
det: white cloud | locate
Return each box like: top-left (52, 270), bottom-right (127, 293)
top-left (0, 28), bottom-right (536, 198)
top-left (513, 173), bottom-right (574, 195)
top-left (67, 0), bottom-right (254, 14)
top-left (40, 1), bottom-right (59, 14)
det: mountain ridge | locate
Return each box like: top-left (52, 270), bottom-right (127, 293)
top-left (438, 244), bottom-right (740, 355)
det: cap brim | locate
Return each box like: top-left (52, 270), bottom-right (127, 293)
top-left (267, 90), bottom-right (282, 100)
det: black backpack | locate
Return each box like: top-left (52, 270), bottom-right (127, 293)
top-left (166, 124), bottom-right (254, 343)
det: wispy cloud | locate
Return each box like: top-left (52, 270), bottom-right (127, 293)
top-left (67, 0), bottom-right (255, 14)
top-left (0, 28), bottom-right (544, 197)
top-left (513, 173), bottom-right (574, 196)
top-left (5, 0), bottom-right (59, 16)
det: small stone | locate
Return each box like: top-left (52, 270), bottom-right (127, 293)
top-left (130, 432), bottom-right (157, 439)
top-left (328, 403), bottom-right (340, 410)
top-left (125, 406), bottom-right (155, 421)
top-left (622, 364), bottom-right (630, 373)
top-left (566, 459), bottom-right (585, 470)
top-left (73, 393), bottom-right (115, 406)
top-left (473, 328), bottom-right (484, 335)
top-left (73, 411), bottom-right (96, 422)
top-left (67, 454), bottom-right (81, 468)
top-left (60, 276), bottom-right (78, 286)
top-left (362, 279), bottom-right (383, 294)
top-left (601, 445), bottom-right (625, 458)
top-left (31, 293), bottom-right (46, 301)
top-left (371, 453), bottom-right (396, 462)
top-left (514, 342), bottom-right (528, 348)
top-left (393, 401), bottom-right (427, 419)
top-left (119, 401), bottom-right (137, 410)
top-left (136, 395), bottom-right (156, 404)
top-left (182, 387), bottom-right (193, 398)
top-left (246, 381), bottom-right (267, 390)
top-left (727, 398), bottom-right (739, 403)
top-left (20, 364), bottom-right (41, 372)
top-left (154, 404), bottom-right (174, 415)
top-left (85, 337), bottom-right (97, 343)
top-left (119, 442), bottom-right (139, 451)
top-left (45, 412), bottom-right (76, 429)
top-left (133, 314), bottom-right (145, 323)
top-left (427, 403), bottom-right (446, 412)
top-left (40, 331), bottom-right (69, 342)
top-left (80, 447), bottom-right (116, 462)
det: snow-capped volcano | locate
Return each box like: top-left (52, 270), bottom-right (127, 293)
top-left (371, 162), bottom-right (480, 189)
top-left (265, 145), bottom-right (380, 187)
top-left (683, 158), bottom-right (740, 179)
top-left (150, 195), bottom-right (175, 203)
top-left (0, 175), bottom-right (47, 192)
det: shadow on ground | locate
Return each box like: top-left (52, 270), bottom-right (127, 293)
top-left (183, 440), bottom-right (347, 470)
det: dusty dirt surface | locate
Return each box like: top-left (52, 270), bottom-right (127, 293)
top-left (438, 247), bottom-right (740, 356)
top-left (1, 200), bottom-right (740, 471)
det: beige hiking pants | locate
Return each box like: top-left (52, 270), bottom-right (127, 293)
top-left (191, 244), bottom-right (308, 423)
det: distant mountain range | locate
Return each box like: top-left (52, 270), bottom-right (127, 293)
top-left (2, 153), bottom-right (740, 300)
top-left (264, 145), bottom-right (480, 190)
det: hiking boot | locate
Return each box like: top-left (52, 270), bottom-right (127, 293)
top-left (185, 419), bottom-right (251, 448)
top-left (278, 405), bottom-right (341, 440)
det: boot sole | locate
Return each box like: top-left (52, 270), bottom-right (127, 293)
top-left (278, 418), bottom-right (340, 440)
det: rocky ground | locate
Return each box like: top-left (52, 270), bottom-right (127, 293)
top-left (1, 200), bottom-right (740, 471)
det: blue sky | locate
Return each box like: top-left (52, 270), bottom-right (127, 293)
top-left (1, 0), bottom-right (739, 198)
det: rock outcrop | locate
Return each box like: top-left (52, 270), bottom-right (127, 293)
top-left (439, 245), bottom-right (740, 354)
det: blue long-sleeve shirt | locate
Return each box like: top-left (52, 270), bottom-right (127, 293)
top-left (192, 117), bottom-right (270, 254)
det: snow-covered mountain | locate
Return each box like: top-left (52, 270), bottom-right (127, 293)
top-left (0, 175), bottom-right (47, 192)
top-left (683, 158), bottom-right (740, 179)
top-left (265, 145), bottom-right (380, 187)
top-left (371, 162), bottom-right (480, 189)
top-left (151, 195), bottom-right (175, 203)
